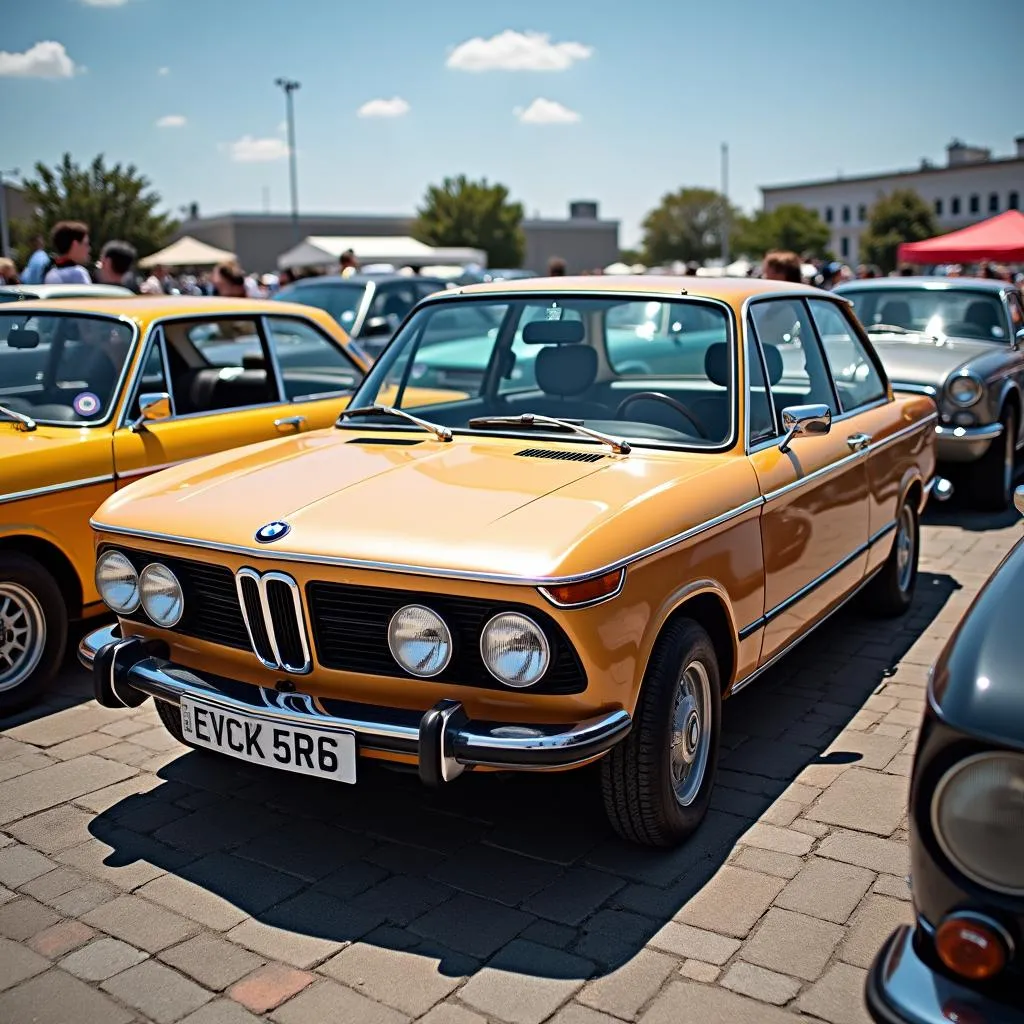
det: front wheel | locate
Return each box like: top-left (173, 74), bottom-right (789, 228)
top-left (864, 497), bottom-right (919, 617)
top-left (0, 554), bottom-right (67, 716)
top-left (601, 618), bottom-right (721, 847)
top-left (969, 407), bottom-right (1016, 511)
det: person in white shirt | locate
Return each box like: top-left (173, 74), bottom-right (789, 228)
top-left (43, 221), bottom-right (92, 285)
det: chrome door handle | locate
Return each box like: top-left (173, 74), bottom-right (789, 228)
top-left (846, 432), bottom-right (871, 451)
top-left (274, 415), bottom-right (306, 432)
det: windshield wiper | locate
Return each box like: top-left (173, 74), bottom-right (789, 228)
top-left (866, 323), bottom-right (915, 334)
top-left (468, 413), bottom-right (631, 454)
top-left (338, 404), bottom-right (452, 442)
top-left (0, 404), bottom-right (36, 432)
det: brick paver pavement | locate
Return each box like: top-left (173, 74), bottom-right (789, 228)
top-left (0, 502), bottom-right (1018, 1024)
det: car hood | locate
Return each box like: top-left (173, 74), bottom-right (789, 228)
top-left (867, 335), bottom-right (995, 390)
top-left (94, 428), bottom-right (751, 580)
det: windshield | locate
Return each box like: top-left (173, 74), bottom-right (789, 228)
top-left (841, 287), bottom-right (1008, 342)
top-left (349, 294), bottom-right (734, 449)
top-left (274, 282), bottom-right (366, 333)
top-left (0, 313), bottom-right (135, 426)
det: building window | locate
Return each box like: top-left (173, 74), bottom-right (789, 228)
top-left (951, 196), bottom-right (961, 215)
top-left (989, 192), bottom-right (999, 213)
top-left (825, 207), bottom-right (833, 224)
top-left (841, 206), bottom-right (850, 224)
top-left (858, 204), bottom-right (867, 222)
top-left (934, 198), bottom-right (944, 216)
top-left (1010, 192), bottom-right (1020, 210)
top-left (840, 237), bottom-right (849, 258)
top-left (969, 194), bottom-right (980, 214)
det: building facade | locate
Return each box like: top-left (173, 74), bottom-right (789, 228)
top-left (177, 201), bottom-right (620, 275)
top-left (761, 138), bottom-right (1024, 264)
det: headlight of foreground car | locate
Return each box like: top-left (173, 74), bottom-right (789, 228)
top-left (388, 604), bottom-right (452, 677)
top-left (932, 751), bottom-right (1024, 895)
top-left (95, 550), bottom-right (140, 614)
top-left (480, 612), bottom-right (550, 688)
top-left (947, 373), bottom-right (984, 407)
top-left (139, 562), bottom-right (184, 627)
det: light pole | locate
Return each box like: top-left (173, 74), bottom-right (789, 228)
top-left (0, 167), bottom-right (20, 260)
top-left (274, 77), bottom-right (301, 243)
top-left (720, 143), bottom-right (729, 267)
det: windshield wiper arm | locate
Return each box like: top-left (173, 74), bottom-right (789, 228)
top-left (866, 323), bottom-right (914, 335)
top-left (0, 404), bottom-right (36, 432)
top-left (468, 413), bottom-right (631, 454)
top-left (338, 404), bottom-right (452, 442)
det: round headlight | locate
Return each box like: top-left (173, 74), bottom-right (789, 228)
top-left (947, 374), bottom-right (983, 407)
top-left (139, 563), bottom-right (184, 627)
top-left (480, 612), bottom-right (550, 688)
top-left (932, 752), bottom-right (1024, 895)
top-left (95, 550), bottom-right (140, 614)
top-left (387, 604), bottom-right (452, 678)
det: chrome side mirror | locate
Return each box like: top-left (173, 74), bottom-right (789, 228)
top-left (1015, 484), bottom-right (1024, 517)
top-left (130, 392), bottom-right (171, 433)
top-left (1014, 327), bottom-right (1024, 349)
top-left (778, 404), bottom-right (831, 453)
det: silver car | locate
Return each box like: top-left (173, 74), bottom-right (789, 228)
top-left (835, 277), bottom-right (1024, 510)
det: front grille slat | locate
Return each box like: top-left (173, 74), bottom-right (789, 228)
top-left (267, 578), bottom-right (305, 670)
top-left (239, 574), bottom-right (275, 665)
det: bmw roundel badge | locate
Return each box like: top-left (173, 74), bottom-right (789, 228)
top-left (255, 521), bottom-right (290, 544)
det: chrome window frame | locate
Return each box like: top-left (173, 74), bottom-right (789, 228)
top-left (262, 313), bottom-right (364, 403)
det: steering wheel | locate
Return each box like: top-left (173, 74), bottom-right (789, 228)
top-left (615, 391), bottom-right (707, 438)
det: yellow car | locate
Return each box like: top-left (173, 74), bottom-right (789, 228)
top-left (81, 277), bottom-right (944, 846)
top-left (0, 296), bottom-right (370, 713)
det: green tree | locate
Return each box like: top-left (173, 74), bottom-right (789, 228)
top-left (11, 153), bottom-right (176, 265)
top-left (860, 189), bottom-right (938, 274)
top-left (640, 188), bottom-right (740, 265)
top-left (413, 175), bottom-right (524, 268)
top-left (734, 204), bottom-right (831, 259)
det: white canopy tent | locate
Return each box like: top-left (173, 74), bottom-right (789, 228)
top-left (139, 235), bottom-right (237, 268)
top-left (277, 235), bottom-right (487, 271)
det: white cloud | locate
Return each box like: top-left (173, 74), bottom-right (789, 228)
top-left (515, 98), bottom-right (580, 124)
top-left (157, 66), bottom-right (170, 76)
top-left (356, 96), bottom-right (410, 119)
top-left (156, 114), bottom-right (186, 128)
top-left (0, 41), bottom-right (78, 79)
top-left (447, 30), bottom-right (592, 72)
top-left (225, 135), bottom-right (290, 163)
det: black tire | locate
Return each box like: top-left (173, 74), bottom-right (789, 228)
top-left (0, 554), bottom-right (67, 716)
top-left (601, 618), bottom-right (721, 847)
top-left (969, 406), bottom-right (1016, 511)
top-left (864, 497), bottom-right (919, 617)
top-left (154, 698), bottom-right (195, 747)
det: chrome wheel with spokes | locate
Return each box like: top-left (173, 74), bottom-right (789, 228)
top-left (0, 583), bottom-right (46, 694)
top-left (895, 503), bottom-right (916, 595)
top-left (670, 660), bottom-right (711, 807)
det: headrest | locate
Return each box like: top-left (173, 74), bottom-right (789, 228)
top-left (964, 300), bottom-right (999, 329)
top-left (879, 300), bottom-right (912, 328)
top-left (535, 344), bottom-right (597, 397)
top-left (705, 343), bottom-right (729, 387)
top-left (762, 343), bottom-right (783, 386)
top-left (6, 328), bottom-right (40, 350)
top-left (522, 319), bottom-right (585, 345)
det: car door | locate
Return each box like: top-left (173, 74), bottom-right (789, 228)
top-left (111, 315), bottom-right (325, 486)
top-left (746, 297), bottom-right (871, 665)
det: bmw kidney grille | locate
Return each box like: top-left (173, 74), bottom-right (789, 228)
top-left (234, 568), bottom-right (311, 674)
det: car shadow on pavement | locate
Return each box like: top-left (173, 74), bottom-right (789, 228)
top-left (82, 569), bottom-right (959, 980)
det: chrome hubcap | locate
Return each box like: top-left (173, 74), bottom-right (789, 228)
top-left (0, 584), bottom-right (46, 693)
top-left (670, 660), bottom-right (711, 806)
top-left (896, 505), bottom-right (915, 593)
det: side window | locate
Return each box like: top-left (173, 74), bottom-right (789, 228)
top-left (1007, 292), bottom-right (1024, 332)
top-left (807, 299), bottom-right (886, 412)
top-left (745, 318), bottom-right (776, 444)
top-left (265, 317), bottom-right (362, 401)
top-left (169, 318), bottom-right (275, 415)
top-left (749, 299), bottom-right (836, 413)
top-left (129, 332), bottom-right (172, 419)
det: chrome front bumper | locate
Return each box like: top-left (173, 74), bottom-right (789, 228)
top-left (934, 422), bottom-right (1003, 463)
top-left (866, 925), bottom-right (1024, 1024)
top-left (79, 625), bottom-right (632, 785)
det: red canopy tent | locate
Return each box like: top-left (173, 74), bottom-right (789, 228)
top-left (898, 210), bottom-right (1024, 264)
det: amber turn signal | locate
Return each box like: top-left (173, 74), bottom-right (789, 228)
top-left (935, 914), bottom-right (1008, 981)
top-left (542, 568), bottom-right (624, 607)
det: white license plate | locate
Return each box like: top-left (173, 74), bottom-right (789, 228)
top-left (179, 696), bottom-right (356, 784)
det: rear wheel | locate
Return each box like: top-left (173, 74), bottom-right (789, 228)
top-left (864, 497), bottom-right (919, 617)
top-left (969, 407), bottom-right (1016, 511)
top-left (0, 554), bottom-right (67, 716)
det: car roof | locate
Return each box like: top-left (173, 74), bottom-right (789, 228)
top-left (0, 295), bottom-right (341, 322)
top-left (0, 283), bottom-right (134, 298)
top-left (286, 273), bottom-right (448, 288)
top-left (432, 274), bottom-right (827, 305)
top-left (835, 276), bottom-right (1008, 293)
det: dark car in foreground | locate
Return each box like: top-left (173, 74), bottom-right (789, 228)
top-left (865, 485), bottom-right (1024, 1023)
top-left (273, 273), bottom-right (449, 361)
top-left (836, 278), bottom-right (1024, 510)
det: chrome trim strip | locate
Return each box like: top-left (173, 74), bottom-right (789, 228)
top-left (1, 473), bottom-right (115, 506)
top-left (763, 449), bottom-right (863, 504)
top-left (935, 422), bottom-right (1003, 441)
top-left (867, 412), bottom-right (938, 453)
top-left (234, 567), bottom-right (312, 674)
top-left (890, 382), bottom-right (937, 397)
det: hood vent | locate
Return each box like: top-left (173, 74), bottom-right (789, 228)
top-left (347, 437), bottom-right (424, 446)
top-left (515, 448), bottom-right (604, 463)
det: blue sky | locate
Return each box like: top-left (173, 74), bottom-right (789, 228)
top-left (1, 0), bottom-right (1019, 247)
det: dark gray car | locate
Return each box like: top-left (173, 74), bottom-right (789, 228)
top-left (836, 278), bottom-right (1024, 510)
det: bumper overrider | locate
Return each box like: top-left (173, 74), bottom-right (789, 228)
top-left (866, 925), bottom-right (1024, 1024)
top-left (79, 624), bottom-right (632, 785)
top-left (934, 422), bottom-right (1003, 463)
